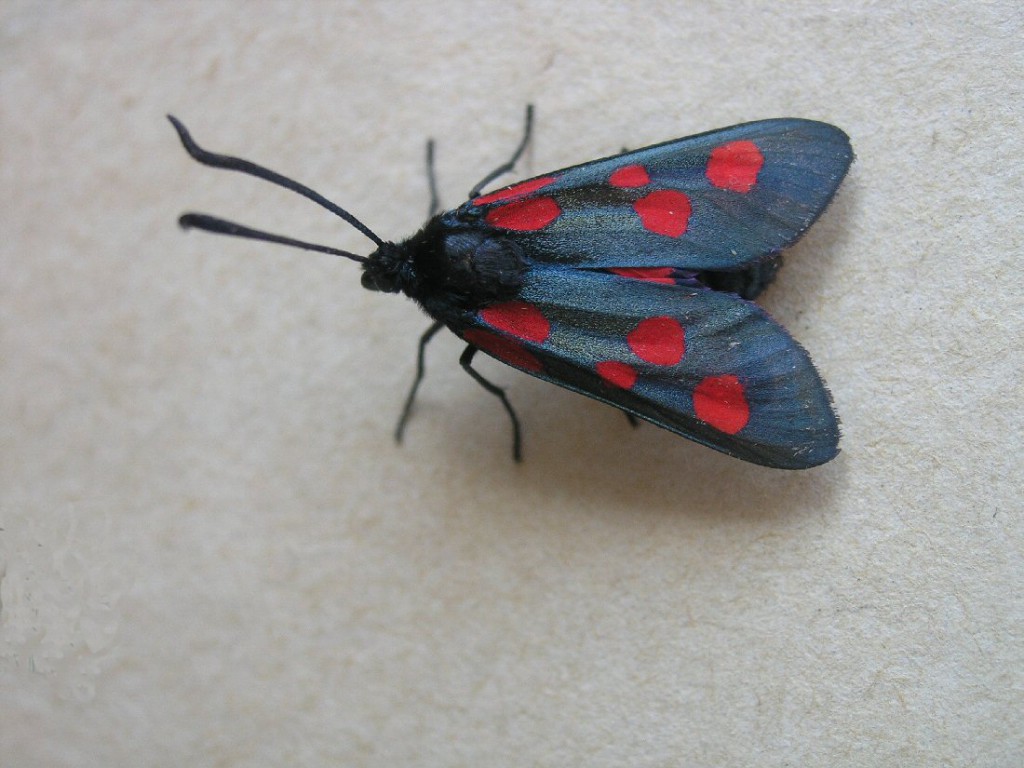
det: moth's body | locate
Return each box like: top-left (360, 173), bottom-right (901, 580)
top-left (363, 218), bottom-right (527, 315)
top-left (172, 109), bottom-right (851, 469)
top-left (364, 217), bottom-right (780, 331)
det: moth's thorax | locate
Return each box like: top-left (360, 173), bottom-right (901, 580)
top-left (362, 216), bottom-right (526, 310)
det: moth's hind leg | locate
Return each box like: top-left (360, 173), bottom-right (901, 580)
top-left (395, 320), bottom-right (445, 444)
top-left (467, 105), bottom-right (535, 200)
top-left (459, 345), bottom-right (523, 462)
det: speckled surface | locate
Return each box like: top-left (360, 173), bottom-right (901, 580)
top-left (2, 2), bottom-right (1021, 765)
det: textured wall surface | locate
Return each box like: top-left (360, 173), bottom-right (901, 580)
top-left (2, 2), bottom-right (1021, 765)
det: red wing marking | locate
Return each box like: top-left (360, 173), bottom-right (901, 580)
top-left (596, 361), bottom-right (638, 390)
top-left (706, 141), bottom-right (764, 193)
top-left (473, 176), bottom-right (557, 205)
top-left (609, 164), bottom-right (650, 188)
top-left (609, 267), bottom-right (676, 285)
top-left (633, 190), bottom-right (692, 237)
top-left (479, 301), bottom-right (551, 343)
top-left (693, 374), bottom-right (750, 434)
top-left (485, 197), bottom-right (562, 231)
top-left (627, 317), bottom-right (685, 366)
top-left (463, 329), bottom-right (543, 373)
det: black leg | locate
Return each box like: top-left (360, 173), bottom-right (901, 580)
top-left (459, 345), bottom-right (523, 462)
top-left (425, 138), bottom-right (441, 217)
top-left (395, 320), bottom-right (445, 444)
top-left (624, 412), bottom-right (640, 428)
top-left (467, 105), bottom-right (535, 200)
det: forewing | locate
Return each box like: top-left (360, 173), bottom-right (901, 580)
top-left (454, 268), bottom-right (839, 469)
top-left (452, 119), bottom-right (852, 271)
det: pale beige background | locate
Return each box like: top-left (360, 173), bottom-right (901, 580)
top-left (2, 1), bottom-right (1021, 765)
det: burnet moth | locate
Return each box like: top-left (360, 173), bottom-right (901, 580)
top-left (170, 107), bottom-right (851, 469)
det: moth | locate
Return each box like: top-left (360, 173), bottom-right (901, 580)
top-left (170, 107), bottom-right (851, 469)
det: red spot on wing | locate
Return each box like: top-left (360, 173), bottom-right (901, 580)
top-left (609, 267), bottom-right (675, 285)
top-left (627, 316), bottom-right (685, 366)
top-left (609, 164), bottom-right (650, 188)
top-left (479, 301), bottom-right (551, 343)
top-left (693, 374), bottom-right (750, 434)
top-left (473, 176), bottom-right (557, 205)
top-left (596, 361), bottom-right (637, 390)
top-left (485, 197), bottom-right (561, 231)
top-left (634, 190), bottom-right (691, 237)
top-left (706, 140), bottom-right (764, 193)
top-left (463, 329), bottom-right (543, 373)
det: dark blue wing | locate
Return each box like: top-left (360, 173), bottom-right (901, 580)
top-left (453, 268), bottom-right (838, 469)
top-left (450, 119), bottom-right (852, 271)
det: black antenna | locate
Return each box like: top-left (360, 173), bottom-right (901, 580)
top-left (168, 115), bottom-right (383, 262)
top-left (177, 213), bottom-right (369, 262)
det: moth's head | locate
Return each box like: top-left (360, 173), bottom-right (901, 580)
top-left (361, 242), bottom-right (410, 294)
